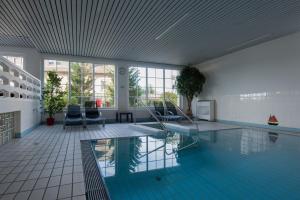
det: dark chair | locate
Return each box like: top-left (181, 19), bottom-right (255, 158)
top-left (153, 100), bottom-right (180, 121)
top-left (153, 101), bottom-right (165, 118)
top-left (84, 101), bottom-right (106, 127)
top-left (165, 101), bottom-right (183, 121)
top-left (63, 105), bottom-right (84, 129)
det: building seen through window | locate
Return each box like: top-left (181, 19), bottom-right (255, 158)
top-left (3, 56), bottom-right (23, 69)
top-left (129, 66), bottom-right (180, 107)
top-left (44, 60), bottom-right (115, 108)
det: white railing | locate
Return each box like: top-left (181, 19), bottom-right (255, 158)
top-left (0, 56), bottom-right (41, 100)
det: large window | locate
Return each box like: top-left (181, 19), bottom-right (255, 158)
top-left (94, 64), bottom-right (115, 108)
top-left (44, 60), bottom-right (69, 104)
top-left (70, 62), bottom-right (93, 105)
top-left (44, 60), bottom-right (115, 108)
top-left (129, 66), bottom-right (180, 107)
top-left (147, 68), bottom-right (164, 100)
top-left (129, 66), bottom-right (146, 106)
top-left (3, 56), bottom-right (23, 69)
top-left (164, 69), bottom-right (179, 104)
top-left (44, 60), bottom-right (69, 91)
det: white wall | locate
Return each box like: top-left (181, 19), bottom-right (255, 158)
top-left (0, 46), bottom-right (42, 79)
top-left (0, 52), bottom-right (41, 134)
top-left (195, 32), bottom-right (300, 128)
top-left (0, 99), bottom-right (41, 134)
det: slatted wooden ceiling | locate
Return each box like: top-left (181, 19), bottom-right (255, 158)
top-left (1, 0), bottom-right (300, 65)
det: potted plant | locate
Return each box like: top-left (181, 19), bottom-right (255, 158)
top-left (176, 66), bottom-right (206, 116)
top-left (43, 71), bottom-right (66, 126)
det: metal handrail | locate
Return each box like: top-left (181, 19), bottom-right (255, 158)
top-left (175, 136), bottom-right (200, 151)
top-left (137, 135), bottom-right (199, 159)
top-left (138, 144), bottom-right (165, 158)
top-left (165, 97), bottom-right (199, 130)
top-left (138, 136), bottom-right (200, 158)
top-left (134, 97), bottom-right (200, 157)
top-left (136, 98), bottom-right (169, 133)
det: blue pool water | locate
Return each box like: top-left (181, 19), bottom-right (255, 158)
top-left (92, 129), bottom-right (300, 200)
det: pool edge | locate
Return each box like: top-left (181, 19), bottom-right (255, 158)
top-left (80, 140), bottom-right (111, 200)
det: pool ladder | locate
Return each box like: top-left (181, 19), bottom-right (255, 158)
top-left (135, 98), bottom-right (170, 134)
top-left (134, 98), bottom-right (200, 156)
top-left (165, 97), bottom-right (199, 131)
top-left (135, 97), bottom-right (199, 133)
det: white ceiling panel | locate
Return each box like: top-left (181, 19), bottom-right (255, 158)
top-left (0, 0), bottom-right (300, 65)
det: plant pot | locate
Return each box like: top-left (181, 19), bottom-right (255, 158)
top-left (47, 117), bottom-right (55, 126)
top-left (186, 110), bottom-right (193, 117)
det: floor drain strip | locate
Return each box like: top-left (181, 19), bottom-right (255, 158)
top-left (81, 140), bottom-right (110, 200)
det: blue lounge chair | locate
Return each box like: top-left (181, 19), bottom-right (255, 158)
top-left (153, 101), bottom-right (181, 121)
top-left (63, 105), bottom-right (84, 129)
top-left (84, 101), bottom-right (106, 127)
top-left (165, 101), bottom-right (183, 121)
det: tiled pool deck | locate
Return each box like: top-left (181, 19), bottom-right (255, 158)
top-left (0, 124), bottom-right (150, 200)
top-left (0, 122), bottom-right (240, 200)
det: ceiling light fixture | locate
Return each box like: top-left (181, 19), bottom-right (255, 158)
top-left (226, 34), bottom-right (271, 52)
top-left (155, 13), bottom-right (189, 40)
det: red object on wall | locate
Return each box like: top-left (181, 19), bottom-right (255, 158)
top-left (106, 101), bottom-right (110, 108)
top-left (96, 99), bottom-right (102, 107)
top-left (268, 115), bottom-right (279, 126)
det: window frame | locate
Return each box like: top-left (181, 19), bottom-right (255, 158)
top-left (43, 59), bottom-right (69, 92)
top-left (128, 65), bottom-right (182, 108)
top-left (43, 59), bottom-right (117, 109)
top-left (93, 62), bottom-right (117, 109)
top-left (69, 61), bottom-right (94, 106)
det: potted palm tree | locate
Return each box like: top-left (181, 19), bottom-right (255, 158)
top-left (176, 66), bottom-right (206, 116)
top-left (43, 71), bottom-right (66, 125)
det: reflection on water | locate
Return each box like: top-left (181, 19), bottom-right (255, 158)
top-left (93, 130), bottom-right (282, 178)
top-left (93, 134), bottom-right (183, 178)
top-left (93, 139), bottom-right (116, 177)
top-left (131, 134), bottom-right (181, 173)
top-left (241, 129), bottom-right (269, 155)
top-left (268, 132), bottom-right (278, 143)
top-left (93, 132), bottom-right (218, 178)
top-left (240, 129), bottom-right (280, 155)
top-left (92, 129), bottom-right (300, 200)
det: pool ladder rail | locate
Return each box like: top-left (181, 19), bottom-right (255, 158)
top-left (134, 97), bottom-right (200, 157)
top-left (134, 97), bottom-right (199, 133)
top-left (165, 97), bottom-right (199, 131)
top-left (134, 98), bottom-right (169, 133)
top-left (137, 134), bottom-right (200, 159)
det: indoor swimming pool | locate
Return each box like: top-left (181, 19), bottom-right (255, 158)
top-left (90, 128), bottom-right (300, 200)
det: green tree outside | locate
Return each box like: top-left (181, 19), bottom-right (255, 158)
top-left (129, 67), bottom-right (144, 106)
top-left (105, 67), bottom-right (115, 107)
top-left (69, 62), bottom-right (93, 105)
top-left (160, 91), bottom-right (178, 104)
